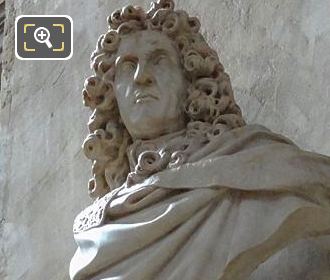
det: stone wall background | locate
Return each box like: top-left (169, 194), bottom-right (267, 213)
top-left (0, 0), bottom-right (5, 89)
top-left (0, 0), bottom-right (329, 279)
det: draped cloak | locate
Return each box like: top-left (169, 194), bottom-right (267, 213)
top-left (70, 124), bottom-right (330, 280)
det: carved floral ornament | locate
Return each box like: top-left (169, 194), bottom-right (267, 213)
top-left (81, 0), bottom-right (245, 200)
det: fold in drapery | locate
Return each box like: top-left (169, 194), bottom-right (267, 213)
top-left (70, 125), bottom-right (330, 280)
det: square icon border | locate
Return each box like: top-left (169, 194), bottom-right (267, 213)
top-left (15, 15), bottom-right (73, 61)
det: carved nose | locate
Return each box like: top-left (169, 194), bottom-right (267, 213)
top-left (134, 64), bottom-right (154, 86)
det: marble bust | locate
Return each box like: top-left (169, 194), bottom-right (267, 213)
top-left (70, 1), bottom-right (330, 279)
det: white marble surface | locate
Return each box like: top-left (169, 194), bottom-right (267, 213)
top-left (1, 0), bottom-right (330, 279)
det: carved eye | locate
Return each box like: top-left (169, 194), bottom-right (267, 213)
top-left (121, 60), bottom-right (137, 71)
top-left (153, 54), bottom-right (167, 65)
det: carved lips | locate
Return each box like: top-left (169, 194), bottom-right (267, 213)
top-left (134, 90), bottom-right (159, 104)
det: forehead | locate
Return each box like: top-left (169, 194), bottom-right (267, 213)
top-left (116, 30), bottom-right (178, 58)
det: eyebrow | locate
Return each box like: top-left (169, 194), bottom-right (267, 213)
top-left (145, 48), bottom-right (168, 60)
top-left (115, 54), bottom-right (137, 67)
top-left (115, 48), bottom-right (174, 67)
top-left (147, 48), bottom-right (180, 66)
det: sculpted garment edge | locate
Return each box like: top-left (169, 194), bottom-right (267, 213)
top-left (70, 125), bottom-right (330, 280)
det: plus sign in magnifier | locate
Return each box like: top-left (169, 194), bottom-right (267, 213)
top-left (34, 26), bottom-right (53, 48)
top-left (16, 15), bottom-right (72, 60)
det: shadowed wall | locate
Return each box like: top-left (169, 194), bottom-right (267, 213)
top-left (0, 0), bottom-right (329, 279)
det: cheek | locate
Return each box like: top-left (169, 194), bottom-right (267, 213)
top-left (164, 70), bottom-right (185, 95)
top-left (153, 66), bottom-right (186, 109)
top-left (154, 65), bottom-right (184, 89)
top-left (114, 85), bottom-right (130, 117)
top-left (115, 75), bottom-right (134, 99)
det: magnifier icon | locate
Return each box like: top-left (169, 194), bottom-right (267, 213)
top-left (34, 27), bottom-right (53, 48)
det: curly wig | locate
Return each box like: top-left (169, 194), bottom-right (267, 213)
top-left (82, 0), bottom-right (245, 199)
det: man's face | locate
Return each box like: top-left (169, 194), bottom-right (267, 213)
top-left (114, 30), bottom-right (187, 140)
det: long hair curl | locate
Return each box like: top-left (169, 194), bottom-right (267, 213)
top-left (82, 0), bottom-right (245, 199)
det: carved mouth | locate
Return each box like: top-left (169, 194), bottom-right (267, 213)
top-left (134, 90), bottom-right (159, 103)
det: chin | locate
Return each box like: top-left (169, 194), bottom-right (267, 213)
top-left (127, 116), bottom-right (174, 139)
top-left (132, 104), bottom-right (166, 119)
